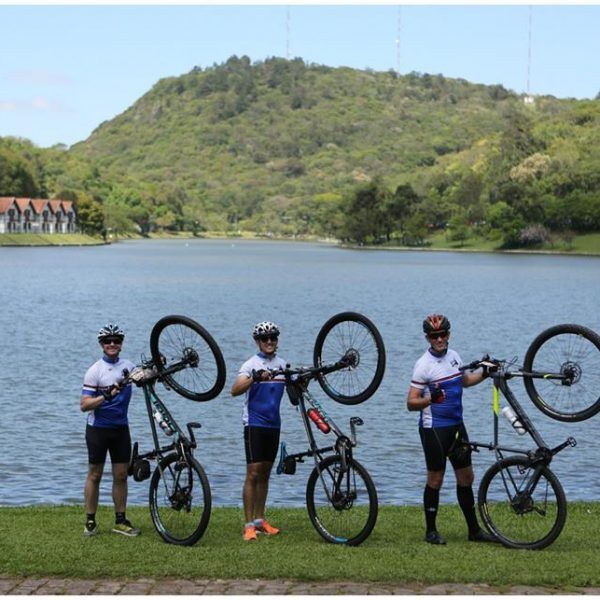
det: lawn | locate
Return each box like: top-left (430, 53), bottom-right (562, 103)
top-left (1, 503), bottom-right (599, 589)
top-left (0, 233), bottom-right (103, 246)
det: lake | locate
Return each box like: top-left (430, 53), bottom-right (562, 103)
top-left (1, 239), bottom-right (599, 509)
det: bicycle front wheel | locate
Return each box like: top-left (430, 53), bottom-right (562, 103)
top-left (523, 323), bottom-right (600, 422)
top-left (478, 456), bottom-right (566, 550)
top-left (150, 315), bottom-right (226, 402)
top-left (306, 455), bottom-right (378, 546)
top-left (149, 453), bottom-right (211, 546)
top-left (313, 312), bottom-right (386, 405)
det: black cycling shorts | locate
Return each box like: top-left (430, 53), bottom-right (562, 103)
top-left (244, 426), bottom-right (280, 464)
top-left (86, 424), bottom-right (131, 465)
top-left (419, 423), bottom-right (471, 472)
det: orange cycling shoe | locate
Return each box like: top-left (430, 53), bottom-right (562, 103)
top-left (255, 519), bottom-right (280, 536)
top-left (243, 524), bottom-right (257, 542)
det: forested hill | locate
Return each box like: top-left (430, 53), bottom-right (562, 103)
top-left (2, 56), bottom-right (600, 247)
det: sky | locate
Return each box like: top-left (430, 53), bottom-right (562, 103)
top-left (1, 3), bottom-right (599, 148)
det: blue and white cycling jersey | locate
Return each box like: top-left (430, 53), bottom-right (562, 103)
top-left (410, 348), bottom-right (464, 428)
top-left (238, 352), bottom-right (287, 429)
top-left (82, 356), bottom-right (135, 428)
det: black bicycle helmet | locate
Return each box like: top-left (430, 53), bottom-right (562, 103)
top-left (422, 314), bottom-right (451, 334)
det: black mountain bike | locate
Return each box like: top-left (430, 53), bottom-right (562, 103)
top-left (275, 311), bottom-right (386, 546)
top-left (522, 323), bottom-right (600, 422)
top-left (124, 315), bottom-right (226, 546)
top-left (459, 351), bottom-right (580, 550)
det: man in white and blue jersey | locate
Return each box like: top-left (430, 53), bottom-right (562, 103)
top-left (231, 321), bottom-right (287, 542)
top-left (80, 323), bottom-right (139, 538)
top-left (407, 314), bottom-right (496, 545)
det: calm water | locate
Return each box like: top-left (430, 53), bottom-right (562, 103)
top-left (1, 239), bottom-right (599, 508)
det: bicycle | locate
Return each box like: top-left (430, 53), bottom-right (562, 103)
top-left (458, 349), bottom-right (581, 550)
top-left (123, 315), bottom-right (226, 546)
top-left (274, 311), bottom-right (386, 546)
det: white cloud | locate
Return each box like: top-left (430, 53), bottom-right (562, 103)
top-left (6, 70), bottom-right (71, 86)
top-left (0, 101), bottom-right (18, 111)
top-left (0, 97), bottom-right (72, 113)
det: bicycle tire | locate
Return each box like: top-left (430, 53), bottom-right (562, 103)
top-left (523, 323), bottom-right (600, 422)
top-left (150, 315), bottom-right (226, 402)
top-left (478, 455), bottom-right (566, 550)
top-left (149, 453), bottom-right (211, 546)
top-left (305, 455), bottom-right (378, 546)
top-left (313, 312), bottom-right (386, 405)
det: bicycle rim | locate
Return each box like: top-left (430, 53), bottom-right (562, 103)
top-left (478, 456), bottom-right (566, 550)
top-left (523, 324), bottom-right (600, 422)
top-left (306, 455), bottom-right (378, 546)
top-left (314, 312), bottom-right (385, 405)
top-left (149, 454), bottom-right (211, 546)
top-left (150, 315), bottom-right (226, 402)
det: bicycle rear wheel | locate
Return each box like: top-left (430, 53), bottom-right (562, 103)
top-left (149, 453), bottom-right (211, 546)
top-left (306, 455), bottom-right (378, 546)
top-left (150, 315), bottom-right (226, 402)
top-left (478, 456), bottom-right (566, 550)
top-left (523, 323), bottom-right (600, 422)
top-left (313, 312), bottom-right (385, 405)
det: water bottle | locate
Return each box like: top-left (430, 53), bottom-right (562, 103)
top-left (307, 408), bottom-right (331, 434)
top-left (153, 410), bottom-right (173, 436)
top-left (501, 406), bottom-right (526, 436)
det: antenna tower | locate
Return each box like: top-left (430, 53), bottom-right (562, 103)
top-left (396, 6), bottom-right (402, 75)
top-left (525, 5), bottom-right (534, 104)
top-left (286, 7), bottom-right (291, 60)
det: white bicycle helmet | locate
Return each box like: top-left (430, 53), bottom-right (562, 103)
top-left (97, 323), bottom-right (125, 342)
top-left (252, 321), bottom-right (280, 339)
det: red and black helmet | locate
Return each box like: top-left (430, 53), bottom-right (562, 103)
top-left (422, 314), bottom-right (451, 335)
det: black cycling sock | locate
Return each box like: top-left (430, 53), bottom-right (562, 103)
top-left (86, 513), bottom-right (95, 523)
top-left (424, 485), bottom-right (440, 533)
top-left (457, 485), bottom-right (479, 534)
top-left (115, 512), bottom-right (126, 524)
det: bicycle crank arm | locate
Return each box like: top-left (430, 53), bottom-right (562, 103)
top-left (551, 437), bottom-right (577, 456)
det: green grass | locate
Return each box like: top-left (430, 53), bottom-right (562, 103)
top-left (0, 233), bottom-right (104, 246)
top-left (1, 503), bottom-right (599, 588)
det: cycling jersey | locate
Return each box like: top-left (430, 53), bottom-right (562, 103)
top-left (82, 355), bottom-right (135, 428)
top-left (238, 352), bottom-right (287, 428)
top-left (410, 348), bottom-right (464, 428)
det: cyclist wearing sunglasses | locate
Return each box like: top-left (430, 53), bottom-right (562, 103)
top-left (80, 323), bottom-right (140, 538)
top-left (407, 314), bottom-right (495, 545)
top-left (231, 321), bottom-right (287, 542)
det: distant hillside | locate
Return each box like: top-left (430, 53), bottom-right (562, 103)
top-left (2, 56), bottom-right (599, 246)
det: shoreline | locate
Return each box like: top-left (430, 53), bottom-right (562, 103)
top-left (2, 231), bottom-right (600, 257)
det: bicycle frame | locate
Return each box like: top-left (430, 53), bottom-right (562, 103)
top-left (467, 369), bottom-right (577, 466)
top-left (283, 384), bottom-right (363, 466)
top-left (129, 359), bottom-right (201, 472)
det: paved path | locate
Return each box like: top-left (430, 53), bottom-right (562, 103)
top-left (1, 576), bottom-right (600, 595)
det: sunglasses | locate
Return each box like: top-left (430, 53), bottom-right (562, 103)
top-left (102, 338), bottom-right (123, 345)
top-left (258, 335), bottom-right (279, 343)
top-left (428, 331), bottom-right (449, 341)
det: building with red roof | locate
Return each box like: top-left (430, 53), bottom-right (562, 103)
top-left (0, 197), bottom-right (76, 234)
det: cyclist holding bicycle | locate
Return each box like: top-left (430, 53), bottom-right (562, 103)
top-left (407, 314), bottom-right (495, 545)
top-left (231, 321), bottom-right (287, 542)
top-left (80, 323), bottom-right (140, 538)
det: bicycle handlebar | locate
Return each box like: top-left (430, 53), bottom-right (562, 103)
top-left (459, 355), bottom-right (501, 372)
top-left (267, 353), bottom-right (356, 383)
top-left (460, 356), bottom-right (571, 383)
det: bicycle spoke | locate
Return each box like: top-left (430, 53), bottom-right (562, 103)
top-left (150, 315), bottom-right (226, 402)
top-left (314, 312), bottom-right (385, 404)
top-left (528, 332), bottom-right (600, 418)
top-left (307, 456), bottom-right (377, 545)
top-left (480, 458), bottom-right (565, 549)
top-left (150, 456), bottom-right (210, 545)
